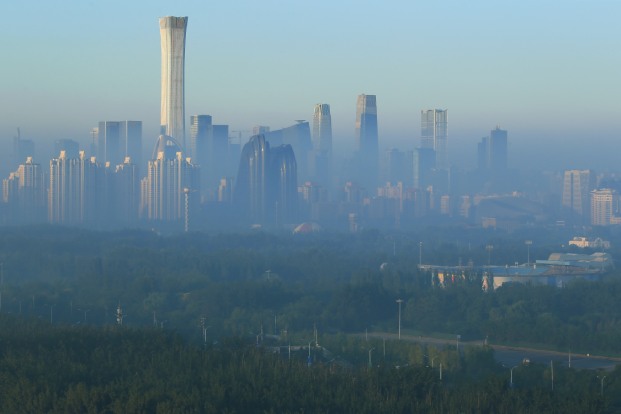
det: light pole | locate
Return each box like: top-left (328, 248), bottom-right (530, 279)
top-left (396, 299), bottom-right (403, 340)
top-left (598, 375), bottom-right (606, 396)
top-left (525, 240), bottom-right (532, 266)
top-left (456, 335), bottom-right (461, 353)
top-left (510, 365), bottom-right (518, 388)
top-left (418, 242), bottom-right (423, 268)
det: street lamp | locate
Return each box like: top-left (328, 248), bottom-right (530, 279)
top-left (525, 240), bottom-right (532, 267)
top-left (396, 299), bottom-right (404, 340)
top-left (418, 242), bottom-right (423, 268)
top-left (598, 375), bottom-right (606, 396)
top-left (510, 365), bottom-right (518, 388)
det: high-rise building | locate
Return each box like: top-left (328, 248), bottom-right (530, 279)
top-left (562, 169), bottom-right (595, 223)
top-left (97, 121), bottom-right (142, 168)
top-left (54, 139), bottom-right (80, 160)
top-left (113, 157), bottom-right (140, 225)
top-left (264, 121), bottom-right (312, 182)
top-left (591, 188), bottom-right (619, 226)
top-left (413, 147), bottom-right (436, 190)
top-left (121, 121), bottom-right (143, 172)
top-left (421, 109), bottom-right (448, 170)
top-left (190, 115), bottom-right (212, 162)
top-left (98, 121), bottom-right (121, 166)
top-left (12, 129), bottom-right (35, 169)
top-left (49, 151), bottom-right (100, 226)
top-left (2, 157), bottom-right (46, 224)
top-left (160, 16), bottom-right (188, 149)
top-left (234, 135), bottom-right (298, 224)
top-left (311, 104), bottom-right (333, 188)
top-left (142, 135), bottom-right (199, 221)
top-left (312, 104), bottom-right (332, 156)
top-left (477, 126), bottom-right (508, 172)
top-left (354, 94), bottom-right (379, 187)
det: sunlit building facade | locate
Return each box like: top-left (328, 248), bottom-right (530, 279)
top-left (143, 135), bottom-right (199, 221)
top-left (160, 16), bottom-right (188, 149)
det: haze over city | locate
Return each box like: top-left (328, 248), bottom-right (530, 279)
top-left (2, 0), bottom-right (620, 171)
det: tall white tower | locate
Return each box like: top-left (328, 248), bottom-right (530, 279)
top-left (159, 16), bottom-right (188, 150)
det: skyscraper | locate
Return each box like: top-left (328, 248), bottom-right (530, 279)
top-left (477, 126), bottom-right (508, 172)
top-left (234, 135), bottom-right (298, 224)
top-left (489, 126), bottom-right (508, 172)
top-left (354, 94), bottom-right (379, 187)
top-left (421, 109), bottom-right (448, 170)
top-left (160, 16), bottom-right (188, 149)
top-left (190, 115), bottom-right (212, 162)
top-left (562, 169), bottom-right (595, 224)
top-left (312, 104), bottom-right (333, 188)
top-left (49, 151), bottom-right (100, 226)
top-left (591, 188), bottom-right (619, 226)
top-left (143, 135), bottom-right (199, 222)
top-left (97, 121), bottom-right (143, 169)
top-left (312, 104), bottom-right (332, 156)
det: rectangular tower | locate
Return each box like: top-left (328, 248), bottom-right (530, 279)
top-left (160, 16), bottom-right (188, 149)
top-left (355, 94), bottom-right (379, 188)
top-left (420, 109), bottom-right (448, 170)
top-left (562, 169), bottom-right (595, 224)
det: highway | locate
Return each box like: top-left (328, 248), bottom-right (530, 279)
top-left (365, 332), bottom-right (621, 371)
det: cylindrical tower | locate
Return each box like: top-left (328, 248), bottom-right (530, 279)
top-left (159, 16), bottom-right (188, 151)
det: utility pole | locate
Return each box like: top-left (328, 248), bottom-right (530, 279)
top-left (396, 299), bottom-right (404, 340)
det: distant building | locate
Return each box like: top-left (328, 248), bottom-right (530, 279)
top-left (311, 104), bottom-right (333, 188)
top-left (2, 157), bottom-right (46, 224)
top-left (234, 135), bottom-right (298, 224)
top-left (562, 170), bottom-right (595, 224)
top-left (477, 126), bottom-right (508, 172)
top-left (96, 121), bottom-right (142, 169)
top-left (54, 139), bottom-right (80, 160)
top-left (12, 129), bottom-right (35, 169)
top-left (413, 147), bottom-right (435, 190)
top-left (590, 188), bottom-right (620, 226)
top-left (421, 109), bottom-right (448, 170)
top-left (142, 135), bottom-right (199, 221)
top-left (264, 121), bottom-right (312, 182)
top-left (49, 151), bottom-right (100, 226)
top-left (569, 236), bottom-right (610, 249)
top-left (160, 16), bottom-right (188, 148)
top-left (354, 94), bottom-right (379, 187)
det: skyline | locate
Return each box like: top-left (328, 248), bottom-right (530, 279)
top-left (1, 0), bottom-right (621, 170)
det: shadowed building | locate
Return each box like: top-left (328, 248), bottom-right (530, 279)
top-left (562, 169), bottom-right (595, 225)
top-left (354, 94), bottom-right (379, 188)
top-left (234, 135), bottom-right (298, 224)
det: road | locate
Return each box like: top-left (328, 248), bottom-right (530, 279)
top-left (365, 332), bottom-right (621, 371)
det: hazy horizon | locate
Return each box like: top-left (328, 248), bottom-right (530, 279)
top-left (1, 0), bottom-right (620, 172)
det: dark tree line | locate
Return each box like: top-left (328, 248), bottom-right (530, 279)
top-left (0, 315), bottom-right (614, 413)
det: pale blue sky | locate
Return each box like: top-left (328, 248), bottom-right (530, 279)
top-left (1, 0), bottom-right (620, 166)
